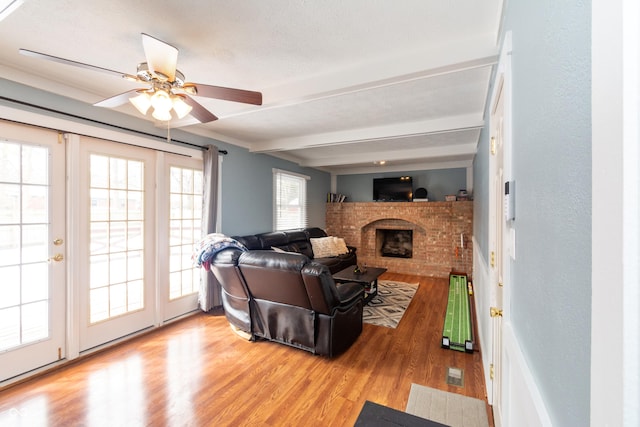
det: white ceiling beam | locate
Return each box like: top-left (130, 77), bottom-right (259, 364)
top-left (330, 159), bottom-right (474, 176)
top-left (218, 42), bottom-right (498, 122)
top-left (300, 142), bottom-right (477, 168)
top-left (251, 114), bottom-right (484, 153)
top-left (260, 40), bottom-right (498, 107)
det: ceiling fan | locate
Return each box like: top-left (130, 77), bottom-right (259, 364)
top-left (19, 33), bottom-right (262, 124)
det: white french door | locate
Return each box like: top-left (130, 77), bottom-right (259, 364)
top-left (0, 121), bottom-right (66, 382)
top-left (0, 117), bottom-right (203, 378)
top-left (74, 136), bottom-right (157, 352)
top-left (160, 154), bottom-right (203, 321)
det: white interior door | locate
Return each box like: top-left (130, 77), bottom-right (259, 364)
top-left (75, 136), bottom-right (156, 352)
top-left (490, 77), bottom-right (506, 427)
top-left (0, 121), bottom-right (66, 382)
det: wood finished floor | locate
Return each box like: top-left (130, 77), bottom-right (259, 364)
top-left (0, 272), bottom-right (493, 426)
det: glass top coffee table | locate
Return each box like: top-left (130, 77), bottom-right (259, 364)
top-left (333, 265), bottom-right (387, 304)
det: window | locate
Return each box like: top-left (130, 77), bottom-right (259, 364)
top-left (273, 169), bottom-right (309, 230)
top-left (88, 154), bottom-right (145, 323)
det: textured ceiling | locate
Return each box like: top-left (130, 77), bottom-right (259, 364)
top-left (0, 0), bottom-right (503, 174)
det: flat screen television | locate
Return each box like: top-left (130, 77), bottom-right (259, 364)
top-left (373, 177), bottom-right (413, 201)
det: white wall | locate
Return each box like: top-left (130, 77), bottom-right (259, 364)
top-left (591, 0), bottom-right (640, 424)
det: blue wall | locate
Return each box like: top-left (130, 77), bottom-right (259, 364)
top-left (220, 146), bottom-right (330, 236)
top-left (337, 168), bottom-right (467, 202)
top-left (474, 1), bottom-right (592, 425)
top-left (0, 79), bottom-right (330, 237)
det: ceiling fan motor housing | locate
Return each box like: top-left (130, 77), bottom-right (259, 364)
top-left (136, 62), bottom-right (185, 87)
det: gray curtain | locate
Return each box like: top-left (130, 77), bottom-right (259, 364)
top-left (199, 145), bottom-right (222, 311)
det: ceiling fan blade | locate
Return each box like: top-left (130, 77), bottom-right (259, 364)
top-left (19, 48), bottom-right (136, 80)
top-left (187, 83), bottom-right (262, 105)
top-left (141, 33), bottom-right (178, 82)
top-left (181, 95), bottom-right (218, 123)
top-left (94, 89), bottom-right (141, 108)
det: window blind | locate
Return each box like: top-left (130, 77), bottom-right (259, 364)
top-left (273, 168), bottom-right (309, 230)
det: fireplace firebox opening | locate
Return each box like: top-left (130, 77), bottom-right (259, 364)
top-left (377, 229), bottom-right (413, 258)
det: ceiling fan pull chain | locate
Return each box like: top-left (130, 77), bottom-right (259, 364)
top-left (167, 120), bottom-right (171, 143)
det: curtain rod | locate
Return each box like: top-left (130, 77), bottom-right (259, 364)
top-left (0, 95), bottom-right (228, 155)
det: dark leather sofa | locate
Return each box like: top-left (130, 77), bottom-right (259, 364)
top-left (232, 227), bottom-right (357, 274)
top-left (208, 246), bottom-right (364, 357)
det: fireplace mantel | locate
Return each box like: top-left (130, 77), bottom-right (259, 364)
top-left (326, 202), bottom-right (473, 278)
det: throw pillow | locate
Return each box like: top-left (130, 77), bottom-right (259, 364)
top-left (310, 236), bottom-right (337, 258)
top-left (333, 237), bottom-right (349, 255)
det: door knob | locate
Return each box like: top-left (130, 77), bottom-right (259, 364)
top-left (490, 307), bottom-right (503, 318)
top-left (49, 253), bottom-right (64, 262)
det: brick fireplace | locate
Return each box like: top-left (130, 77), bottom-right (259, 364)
top-left (325, 201), bottom-right (473, 278)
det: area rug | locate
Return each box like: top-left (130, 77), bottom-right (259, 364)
top-left (363, 280), bottom-right (419, 328)
top-left (355, 400), bottom-right (447, 426)
top-left (405, 384), bottom-right (489, 427)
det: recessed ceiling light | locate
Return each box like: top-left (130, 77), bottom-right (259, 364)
top-left (374, 160), bottom-right (386, 165)
top-left (0, 0), bottom-right (24, 22)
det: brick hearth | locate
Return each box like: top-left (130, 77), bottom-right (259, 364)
top-left (325, 202), bottom-right (473, 278)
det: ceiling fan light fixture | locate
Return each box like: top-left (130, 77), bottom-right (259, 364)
top-left (129, 91), bottom-right (152, 115)
top-left (152, 107), bottom-right (172, 122)
top-left (172, 95), bottom-right (192, 119)
top-left (150, 89), bottom-right (173, 113)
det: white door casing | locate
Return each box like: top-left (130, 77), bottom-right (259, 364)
top-left (490, 81), bottom-right (505, 426)
top-left (487, 31), bottom-right (513, 427)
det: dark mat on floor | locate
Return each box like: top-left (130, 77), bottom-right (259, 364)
top-left (354, 400), bottom-right (448, 427)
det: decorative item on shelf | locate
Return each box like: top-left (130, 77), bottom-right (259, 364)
top-left (413, 187), bottom-right (428, 202)
top-left (457, 189), bottom-right (469, 201)
top-left (445, 195), bottom-right (457, 202)
top-left (327, 192), bottom-right (347, 203)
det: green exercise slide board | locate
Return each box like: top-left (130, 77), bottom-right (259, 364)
top-left (441, 273), bottom-right (474, 353)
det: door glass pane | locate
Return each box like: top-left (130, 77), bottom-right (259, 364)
top-left (0, 141), bottom-right (51, 351)
top-left (22, 224), bottom-right (47, 263)
top-left (22, 145), bottom-right (48, 185)
top-left (168, 166), bottom-right (202, 300)
top-left (21, 263), bottom-right (48, 303)
top-left (0, 142), bottom-right (20, 182)
top-left (89, 154), bottom-right (146, 324)
top-left (0, 225), bottom-right (20, 266)
top-left (0, 183), bottom-right (20, 223)
top-left (0, 266), bottom-right (20, 308)
top-left (21, 301), bottom-right (48, 342)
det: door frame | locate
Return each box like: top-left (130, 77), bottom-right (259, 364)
top-left (487, 31), bottom-right (513, 424)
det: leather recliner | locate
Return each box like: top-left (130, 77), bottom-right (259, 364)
top-left (207, 246), bottom-right (252, 333)
top-left (209, 248), bottom-right (364, 356)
